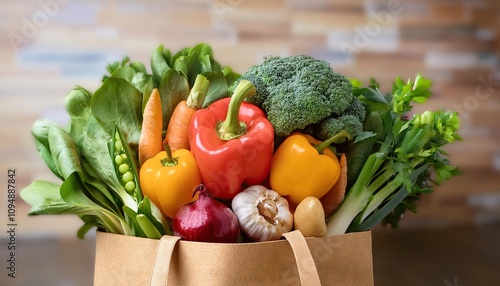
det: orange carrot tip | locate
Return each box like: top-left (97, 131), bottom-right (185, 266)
top-left (139, 88), bottom-right (163, 166)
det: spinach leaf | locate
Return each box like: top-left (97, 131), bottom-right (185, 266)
top-left (64, 87), bottom-right (93, 151)
top-left (171, 47), bottom-right (191, 67)
top-left (60, 172), bottom-right (129, 236)
top-left (109, 66), bottom-right (136, 83)
top-left (31, 119), bottom-right (63, 180)
top-left (222, 67), bottom-right (241, 87)
top-left (81, 160), bottom-right (122, 215)
top-left (201, 71), bottom-right (229, 108)
top-left (80, 115), bottom-right (138, 212)
top-left (186, 52), bottom-right (200, 86)
top-left (141, 76), bottom-right (155, 113)
top-left (20, 180), bottom-right (63, 212)
top-left (158, 69), bottom-right (190, 131)
top-left (91, 77), bottom-right (143, 156)
top-left (151, 45), bottom-right (171, 87)
top-left (131, 72), bottom-right (151, 95)
top-left (47, 124), bottom-right (82, 180)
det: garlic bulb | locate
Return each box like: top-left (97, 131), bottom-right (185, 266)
top-left (231, 185), bottom-right (293, 242)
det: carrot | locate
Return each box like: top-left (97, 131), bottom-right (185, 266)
top-left (320, 153), bottom-right (348, 219)
top-left (139, 88), bottom-right (163, 166)
top-left (164, 74), bottom-right (209, 152)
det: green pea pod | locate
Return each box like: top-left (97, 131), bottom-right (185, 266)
top-left (109, 122), bottom-right (142, 201)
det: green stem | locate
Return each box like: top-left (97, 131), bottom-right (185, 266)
top-left (217, 80), bottom-right (256, 140)
top-left (361, 178), bottom-right (402, 221)
top-left (186, 74), bottom-right (210, 110)
top-left (326, 190), bottom-right (369, 235)
top-left (315, 131), bottom-right (351, 154)
top-left (365, 167), bottom-right (396, 194)
top-left (360, 157), bottom-right (426, 221)
top-left (326, 154), bottom-right (379, 235)
top-left (161, 144), bottom-right (178, 166)
top-left (137, 214), bottom-right (162, 239)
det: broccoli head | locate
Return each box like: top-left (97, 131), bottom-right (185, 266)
top-left (229, 55), bottom-right (354, 136)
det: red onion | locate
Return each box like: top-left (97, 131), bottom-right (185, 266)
top-left (173, 184), bottom-right (240, 243)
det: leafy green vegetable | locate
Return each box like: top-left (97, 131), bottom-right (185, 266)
top-left (158, 69), bottom-right (190, 131)
top-left (91, 77), bottom-right (143, 156)
top-left (31, 119), bottom-right (64, 180)
top-left (326, 73), bottom-right (461, 235)
top-left (21, 43), bottom-right (236, 239)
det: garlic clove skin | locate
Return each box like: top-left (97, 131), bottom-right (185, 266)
top-left (232, 185), bottom-right (293, 242)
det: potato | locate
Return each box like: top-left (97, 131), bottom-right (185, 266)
top-left (293, 196), bottom-right (327, 237)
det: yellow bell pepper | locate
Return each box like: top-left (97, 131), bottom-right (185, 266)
top-left (270, 133), bottom-right (341, 205)
top-left (139, 145), bottom-right (202, 218)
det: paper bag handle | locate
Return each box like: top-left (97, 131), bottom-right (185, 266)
top-left (150, 231), bottom-right (321, 286)
top-left (150, 235), bottom-right (181, 286)
top-left (283, 230), bottom-right (322, 286)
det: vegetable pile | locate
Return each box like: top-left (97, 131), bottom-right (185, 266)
top-left (21, 43), bottom-right (461, 243)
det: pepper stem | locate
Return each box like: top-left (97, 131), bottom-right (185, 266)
top-left (217, 80), bottom-right (256, 140)
top-left (161, 144), bottom-right (178, 166)
top-left (315, 131), bottom-right (352, 154)
top-left (186, 74), bottom-right (210, 110)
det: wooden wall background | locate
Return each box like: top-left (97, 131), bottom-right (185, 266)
top-left (1, 0), bottom-right (499, 237)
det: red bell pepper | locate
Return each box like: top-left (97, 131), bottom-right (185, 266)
top-left (188, 80), bottom-right (274, 199)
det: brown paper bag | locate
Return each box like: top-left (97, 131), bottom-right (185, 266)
top-left (93, 230), bottom-right (374, 286)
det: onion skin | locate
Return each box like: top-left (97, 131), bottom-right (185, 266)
top-left (173, 184), bottom-right (240, 243)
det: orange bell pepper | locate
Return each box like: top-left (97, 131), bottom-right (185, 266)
top-left (139, 145), bottom-right (202, 218)
top-left (269, 133), bottom-right (341, 205)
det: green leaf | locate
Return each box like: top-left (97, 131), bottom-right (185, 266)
top-left (32, 119), bottom-right (58, 148)
top-left (80, 115), bottom-right (138, 212)
top-left (130, 62), bottom-right (147, 74)
top-left (91, 77), bottom-right (143, 155)
top-left (47, 126), bottom-right (82, 180)
top-left (186, 52), bottom-right (200, 86)
top-left (20, 180), bottom-right (62, 209)
top-left (141, 76), bottom-right (155, 113)
top-left (201, 71), bottom-right (229, 108)
top-left (138, 197), bottom-right (170, 236)
top-left (60, 172), bottom-right (128, 235)
top-left (151, 45), bottom-right (171, 87)
top-left (346, 137), bottom-right (375, 190)
top-left (171, 47), bottom-right (191, 67)
top-left (130, 72), bottom-right (151, 94)
top-left (354, 131), bottom-right (376, 144)
top-left (222, 67), bottom-right (241, 87)
top-left (34, 143), bottom-right (63, 180)
top-left (31, 119), bottom-right (64, 179)
top-left (109, 66), bottom-right (136, 83)
top-left (64, 87), bottom-right (93, 151)
top-left (77, 216), bottom-right (101, 239)
top-left (158, 69), bottom-right (190, 131)
top-left (173, 56), bottom-right (189, 78)
top-left (361, 87), bottom-right (388, 104)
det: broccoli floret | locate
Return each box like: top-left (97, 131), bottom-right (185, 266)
top-left (340, 96), bottom-right (366, 123)
top-left (315, 114), bottom-right (364, 144)
top-left (229, 55), bottom-right (354, 136)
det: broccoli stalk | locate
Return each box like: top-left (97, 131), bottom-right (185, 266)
top-left (326, 74), bottom-right (461, 235)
